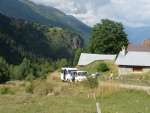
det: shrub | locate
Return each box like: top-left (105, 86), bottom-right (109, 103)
top-left (26, 83), bottom-right (34, 93)
top-left (19, 83), bottom-right (26, 87)
top-left (0, 87), bottom-right (14, 94)
top-left (25, 74), bottom-right (36, 81)
top-left (36, 83), bottom-right (54, 96)
top-left (97, 62), bottom-right (109, 72)
top-left (53, 90), bottom-right (60, 96)
top-left (83, 76), bottom-right (99, 89)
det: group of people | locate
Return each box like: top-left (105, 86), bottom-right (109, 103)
top-left (70, 71), bottom-right (114, 83)
top-left (95, 71), bottom-right (114, 81)
top-left (94, 71), bottom-right (114, 81)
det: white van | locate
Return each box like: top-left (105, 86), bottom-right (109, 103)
top-left (61, 67), bottom-right (77, 82)
top-left (70, 71), bottom-right (88, 82)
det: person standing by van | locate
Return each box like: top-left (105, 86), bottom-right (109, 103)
top-left (63, 69), bottom-right (67, 81)
top-left (72, 72), bottom-right (75, 83)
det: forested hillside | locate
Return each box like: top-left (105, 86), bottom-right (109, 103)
top-left (0, 13), bottom-right (84, 83)
top-left (0, 0), bottom-right (91, 42)
top-left (0, 13), bottom-right (84, 64)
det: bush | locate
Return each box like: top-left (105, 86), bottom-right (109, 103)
top-left (36, 83), bottom-right (53, 96)
top-left (25, 74), bottom-right (36, 81)
top-left (26, 83), bottom-right (34, 93)
top-left (83, 76), bottom-right (98, 89)
top-left (97, 62), bottom-right (109, 72)
top-left (19, 83), bottom-right (26, 87)
top-left (0, 87), bottom-right (14, 94)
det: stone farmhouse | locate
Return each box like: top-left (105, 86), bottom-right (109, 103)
top-left (115, 44), bottom-right (150, 76)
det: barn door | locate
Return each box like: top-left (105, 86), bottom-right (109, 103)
top-left (133, 67), bottom-right (142, 72)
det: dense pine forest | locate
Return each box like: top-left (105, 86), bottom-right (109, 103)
top-left (0, 13), bottom-right (85, 83)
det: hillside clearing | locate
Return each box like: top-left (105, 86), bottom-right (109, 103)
top-left (0, 71), bottom-right (150, 113)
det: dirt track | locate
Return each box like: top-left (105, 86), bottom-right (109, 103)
top-left (118, 84), bottom-right (150, 91)
top-left (100, 81), bottom-right (150, 92)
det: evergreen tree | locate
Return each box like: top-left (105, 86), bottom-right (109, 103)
top-left (68, 58), bottom-right (73, 67)
top-left (73, 48), bottom-right (82, 66)
top-left (13, 66), bottom-right (23, 80)
top-left (0, 57), bottom-right (9, 83)
top-left (9, 64), bottom-right (15, 80)
top-left (21, 58), bottom-right (33, 79)
top-left (59, 59), bottom-right (68, 68)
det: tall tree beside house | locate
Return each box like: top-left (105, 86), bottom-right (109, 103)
top-left (88, 19), bottom-right (129, 54)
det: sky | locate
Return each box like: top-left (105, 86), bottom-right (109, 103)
top-left (30, 0), bottom-right (150, 28)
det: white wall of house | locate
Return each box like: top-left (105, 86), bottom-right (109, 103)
top-left (118, 66), bottom-right (132, 76)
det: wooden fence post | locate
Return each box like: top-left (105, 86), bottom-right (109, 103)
top-left (96, 102), bottom-right (101, 113)
top-left (87, 94), bottom-right (89, 98)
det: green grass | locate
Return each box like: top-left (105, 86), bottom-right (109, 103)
top-left (99, 88), bottom-right (150, 113)
top-left (0, 61), bottom-right (150, 113)
top-left (0, 77), bottom-right (150, 113)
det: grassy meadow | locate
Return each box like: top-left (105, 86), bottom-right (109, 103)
top-left (0, 60), bottom-right (150, 113)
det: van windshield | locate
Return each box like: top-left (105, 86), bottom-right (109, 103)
top-left (78, 72), bottom-right (87, 76)
top-left (68, 70), bottom-right (77, 74)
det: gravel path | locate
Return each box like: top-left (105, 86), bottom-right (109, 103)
top-left (100, 82), bottom-right (150, 91)
top-left (118, 84), bottom-right (150, 91)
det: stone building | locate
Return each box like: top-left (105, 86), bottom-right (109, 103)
top-left (115, 45), bottom-right (150, 76)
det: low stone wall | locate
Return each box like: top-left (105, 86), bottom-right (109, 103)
top-left (118, 65), bottom-right (150, 76)
top-left (143, 67), bottom-right (150, 73)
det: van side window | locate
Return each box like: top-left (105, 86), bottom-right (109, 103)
top-left (75, 73), bottom-right (77, 77)
top-left (78, 73), bottom-right (80, 76)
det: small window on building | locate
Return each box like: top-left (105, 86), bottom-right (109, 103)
top-left (133, 67), bottom-right (142, 72)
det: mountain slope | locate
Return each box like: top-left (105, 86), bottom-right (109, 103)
top-left (0, 13), bottom-right (84, 64)
top-left (125, 26), bottom-right (150, 44)
top-left (0, 0), bottom-right (91, 41)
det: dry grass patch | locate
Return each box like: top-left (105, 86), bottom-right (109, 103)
top-left (99, 81), bottom-right (120, 98)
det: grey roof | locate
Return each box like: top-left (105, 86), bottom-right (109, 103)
top-left (115, 51), bottom-right (150, 66)
top-left (78, 53), bottom-right (117, 66)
